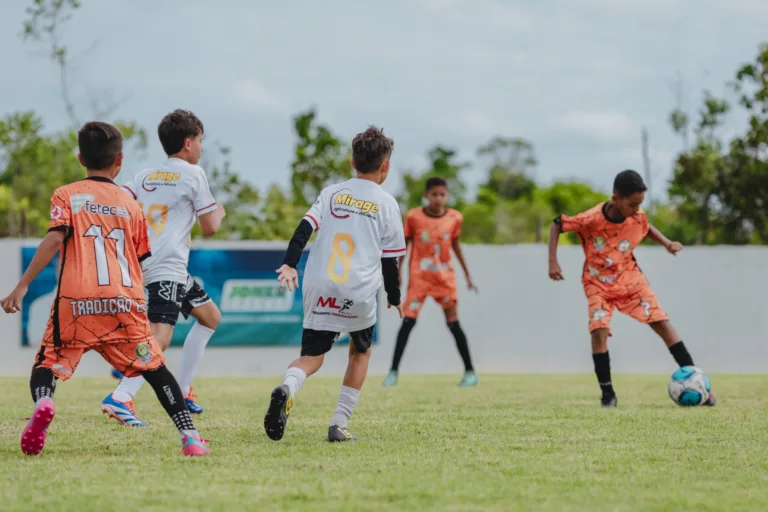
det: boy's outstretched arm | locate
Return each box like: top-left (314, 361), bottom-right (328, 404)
top-left (451, 238), bottom-right (477, 292)
top-left (548, 222), bottom-right (564, 280)
top-left (1, 230), bottom-right (66, 313)
top-left (276, 219), bottom-right (314, 291)
top-left (647, 225), bottom-right (683, 255)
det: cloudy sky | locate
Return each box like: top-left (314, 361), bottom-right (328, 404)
top-left (1, 0), bottom-right (765, 200)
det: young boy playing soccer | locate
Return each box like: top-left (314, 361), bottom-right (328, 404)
top-left (264, 126), bottom-right (405, 442)
top-left (548, 169), bottom-right (715, 407)
top-left (102, 109), bottom-right (225, 426)
top-left (383, 176), bottom-right (479, 388)
top-left (0, 122), bottom-right (210, 456)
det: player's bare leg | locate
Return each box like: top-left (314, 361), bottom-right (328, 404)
top-left (329, 341), bottom-right (371, 442)
top-left (264, 354), bottom-right (324, 441)
top-left (650, 320), bottom-right (715, 406)
top-left (104, 322), bottom-right (174, 426)
top-left (178, 302), bottom-right (221, 413)
top-left (591, 328), bottom-right (616, 407)
top-left (444, 305), bottom-right (477, 387)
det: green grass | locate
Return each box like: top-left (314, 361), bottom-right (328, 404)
top-left (1, 374), bottom-right (767, 511)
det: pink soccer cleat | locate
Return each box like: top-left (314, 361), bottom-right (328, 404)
top-left (181, 433), bottom-right (211, 457)
top-left (21, 397), bottom-right (55, 456)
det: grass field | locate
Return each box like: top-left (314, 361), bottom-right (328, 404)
top-left (1, 374), bottom-right (767, 511)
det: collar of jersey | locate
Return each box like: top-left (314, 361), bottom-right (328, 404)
top-left (82, 176), bottom-right (116, 185)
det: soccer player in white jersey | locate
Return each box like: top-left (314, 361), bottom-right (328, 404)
top-left (264, 127), bottom-right (405, 442)
top-left (101, 110), bottom-right (225, 427)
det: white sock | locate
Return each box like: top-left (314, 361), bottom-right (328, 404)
top-left (112, 376), bottom-right (145, 403)
top-left (178, 322), bottom-right (215, 396)
top-left (282, 367), bottom-right (307, 399)
top-left (330, 385), bottom-right (360, 429)
top-left (180, 429), bottom-right (200, 440)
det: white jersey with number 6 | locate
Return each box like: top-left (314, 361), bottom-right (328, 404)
top-left (122, 157), bottom-right (218, 286)
top-left (301, 178), bottom-right (406, 332)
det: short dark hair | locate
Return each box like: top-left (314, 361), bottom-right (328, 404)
top-left (158, 109), bottom-right (204, 156)
top-left (425, 176), bottom-right (447, 192)
top-left (613, 169), bottom-right (647, 197)
top-left (351, 126), bottom-right (394, 174)
top-left (78, 122), bottom-right (123, 170)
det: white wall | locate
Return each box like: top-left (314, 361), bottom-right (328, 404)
top-left (1, 239), bottom-right (765, 377)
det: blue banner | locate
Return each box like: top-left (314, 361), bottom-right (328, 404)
top-left (21, 244), bottom-right (377, 347)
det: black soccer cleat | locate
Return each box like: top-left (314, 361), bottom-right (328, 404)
top-left (703, 392), bottom-right (716, 406)
top-left (264, 384), bottom-right (292, 441)
top-left (328, 425), bottom-right (358, 442)
top-left (601, 394), bottom-right (618, 408)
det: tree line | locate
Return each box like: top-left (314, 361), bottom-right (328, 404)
top-left (2, 1), bottom-right (767, 245)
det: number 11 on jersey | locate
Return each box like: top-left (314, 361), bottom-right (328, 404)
top-left (327, 233), bottom-right (356, 284)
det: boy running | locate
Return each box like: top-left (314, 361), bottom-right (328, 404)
top-left (102, 109), bottom-right (225, 426)
top-left (264, 126), bottom-right (405, 442)
top-left (548, 169), bottom-right (715, 407)
top-left (1, 122), bottom-right (210, 456)
top-left (383, 176), bottom-right (478, 388)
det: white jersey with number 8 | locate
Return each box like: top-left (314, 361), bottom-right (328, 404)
top-left (301, 178), bottom-right (406, 332)
top-left (122, 157), bottom-right (217, 286)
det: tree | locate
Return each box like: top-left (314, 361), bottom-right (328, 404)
top-left (476, 137), bottom-right (537, 201)
top-left (290, 108), bottom-right (352, 207)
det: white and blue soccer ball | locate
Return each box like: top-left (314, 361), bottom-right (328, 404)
top-left (668, 366), bottom-right (711, 406)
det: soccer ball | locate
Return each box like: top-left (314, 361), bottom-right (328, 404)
top-left (667, 366), bottom-right (711, 406)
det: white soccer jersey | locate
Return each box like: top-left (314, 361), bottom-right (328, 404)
top-left (122, 158), bottom-right (217, 285)
top-left (301, 178), bottom-right (406, 332)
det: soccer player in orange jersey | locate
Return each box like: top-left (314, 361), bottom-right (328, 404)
top-left (548, 170), bottom-right (715, 408)
top-left (0, 122), bottom-right (210, 456)
top-left (383, 177), bottom-right (479, 388)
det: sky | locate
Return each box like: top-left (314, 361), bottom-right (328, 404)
top-left (1, 0), bottom-right (766, 201)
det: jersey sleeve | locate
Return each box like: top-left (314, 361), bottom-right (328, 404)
top-left (302, 191), bottom-right (325, 232)
top-left (193, 169), bottom-right (218, 217)
top-left (403, 210), bottom-right (414, 239)
top-left (121, 174), bottom-right (139, 200)
top-left (556, 210), bottom-right (594, 234)
top-left (381, 200), bottom-right (407, 258)
top-left (451, 212), bottom-right (463, 239)
top-left (133, 208), bottom-right (152, 262)
top-left (48, 189), bottom-right (72, 233)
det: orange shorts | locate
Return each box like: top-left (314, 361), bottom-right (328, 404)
top-left (32, 338), bottom-right (165, 381)
top-left (404, 286), bottom-right (457, 319)
top-left (584, 275), bottom-right (668, 333)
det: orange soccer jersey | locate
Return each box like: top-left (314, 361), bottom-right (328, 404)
top-left (403, 207), bottom-right (463, 318)
top-left (34, 176), bottom-right (164, 380)
top-left (558, 202), bottom-right (668, 332)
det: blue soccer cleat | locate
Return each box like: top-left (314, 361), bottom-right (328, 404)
top-left (459, 371), bottom-right (479, 387)
top-left (383, 371), bottom-right (398, 387)
top-left (184, 387), bottom-right (204, 414)
top-left (101, 394), bottom-right (148, 427)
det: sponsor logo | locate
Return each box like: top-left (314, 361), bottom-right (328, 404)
top-left (420, 231), bottom-right (430, 243)
top-left (409, 300), bottom-right (421, 311)
top-left (69, 297), bottom-right (138, 317)
top-left (50, 206), bottom-right (62, 220)
top-left (162, 385), bottom-right (176, 405)
top-left (592, 309), bottom-right (607, 321)
top-left (313, 296), bottom-right (358, 319)
top-left (593, 236), bottom-right (606, 250)
top-left (135, 343), bottom-right (152, 364)
top-left (618, 239), bottom-right (631, 252)
top-left (142, 170), bottom-right (181, 192)
top-left (70, 194), bottom-right (95, 214)
top-left (330, 189), bottom-right (380, 219)
top-left (221, 279), bottom-right (293, 313)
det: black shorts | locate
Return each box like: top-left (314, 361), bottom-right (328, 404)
top-left (145, 276), bottom-right (212, 326)
top-left (300, 326), bottom-right (375, 357)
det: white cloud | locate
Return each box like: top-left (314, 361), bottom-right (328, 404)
top-left (233, 79), bottom-right (288, 113)
top-left (555, 109), bottom-right (635, 141)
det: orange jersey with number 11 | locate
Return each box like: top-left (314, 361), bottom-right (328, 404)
top-left (45, 176), bottom-right (152, 346)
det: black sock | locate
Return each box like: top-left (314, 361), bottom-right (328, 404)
top-left (669, 341), bottom-right (694, 367)
top-left (391, 317), bottom-right (416, 372)
top-left (447, 321), bottom-right (474, 372)
top-left (592, 352), bottom-right (614, 396)
top-left (30, 368), bottom-right (57, 403)
top-left (142, 366), bottom-right (196, 433)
